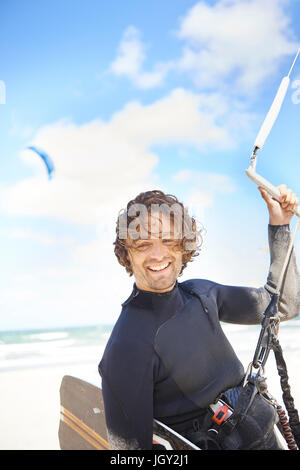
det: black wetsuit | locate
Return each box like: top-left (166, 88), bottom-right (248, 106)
top-left (99, 225), bottom-right (300, 450)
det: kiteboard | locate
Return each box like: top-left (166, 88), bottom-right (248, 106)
top-left (58, 375), bottom-right (200, 450)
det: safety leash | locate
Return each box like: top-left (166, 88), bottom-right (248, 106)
top-left (273, 341), bottom-right (300, 450)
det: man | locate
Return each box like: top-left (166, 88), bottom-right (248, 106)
top-left (98, 185), bottom-right (300, 450)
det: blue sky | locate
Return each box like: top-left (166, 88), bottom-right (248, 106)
top-left (0, 0), bottom-right (300, 330)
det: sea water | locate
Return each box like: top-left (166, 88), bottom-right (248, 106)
top-left (0, 324), bottom-right (113, 373)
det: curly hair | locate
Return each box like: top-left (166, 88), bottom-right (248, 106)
top-left (114, 190), bottom-right (204, 276)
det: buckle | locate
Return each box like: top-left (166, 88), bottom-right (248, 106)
top-left (211, 404), bottom-right (230, 425)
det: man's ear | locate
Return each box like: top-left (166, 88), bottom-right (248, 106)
top-left (124, 247), bottom-right (133, 276)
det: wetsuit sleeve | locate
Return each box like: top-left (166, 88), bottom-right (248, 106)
top-left (217, 225), bottom-right (300, 324)
top-left (98, 339), bottom-right (154, 450)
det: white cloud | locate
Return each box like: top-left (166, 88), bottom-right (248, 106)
top-left (111, 1), bottom-right (298, 93)
top-left (173, 169), bottom-right (236, 193)
top-left (177, 0), bottom-right (298, 91)
top-left (1, 88), bottom-right (251, 226)
top-left (7, 228), bottom-right (56, 246)
top-left (173, 169), bottom-right (236, 220)
top-left (0, 236), bottom-right (133, 327)
top-left (1, 287), bottom-right (37, 302)
top-left (110, 26), bottom-right (171, 89)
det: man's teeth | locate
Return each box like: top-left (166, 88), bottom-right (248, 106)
top-left (149, 263), bottom-right (170, 271)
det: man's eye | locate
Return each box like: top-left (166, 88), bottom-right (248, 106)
top-left (136, 242), bottom-right (150, 249)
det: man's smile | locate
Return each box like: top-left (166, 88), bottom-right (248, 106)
top-left (147, 261), bottom-right (171, 273)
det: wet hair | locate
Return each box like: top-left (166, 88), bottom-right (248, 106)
top-left (114, 189), bottom-right (204, 276)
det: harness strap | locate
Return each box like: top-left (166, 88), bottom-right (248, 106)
top-left (218, 381), bottom-right (257, 435)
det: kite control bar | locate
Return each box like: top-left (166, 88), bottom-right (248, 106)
top-left (245, 48), bottom-right (300, 217)
top-left (246, 156), bottom-right (300, 218)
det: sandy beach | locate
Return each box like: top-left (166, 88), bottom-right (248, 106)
top-left (0, 363), bottom-right (101, 450)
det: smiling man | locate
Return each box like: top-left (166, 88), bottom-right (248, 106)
top-left (98, 187), bottom-right (300, 450)
top-left (125, 209), bottom-right (189, 293)
top-left (127, 235), bottom-right (181, 293)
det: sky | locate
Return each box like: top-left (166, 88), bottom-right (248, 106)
top-left (0, 0), bottom-right (300, 330)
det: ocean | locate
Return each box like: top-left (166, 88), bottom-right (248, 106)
top-left (0, 324), bottom-right (113, 374)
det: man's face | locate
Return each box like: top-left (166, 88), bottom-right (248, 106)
top-left (126, 212), bottom-right (183, 293)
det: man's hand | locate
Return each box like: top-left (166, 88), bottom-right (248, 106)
top-left (258, 185), bottom-right (299, 225)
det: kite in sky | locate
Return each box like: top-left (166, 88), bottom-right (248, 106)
top-left (27, 146), bottom-right (55, 180)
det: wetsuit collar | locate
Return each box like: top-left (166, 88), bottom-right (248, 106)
top-left (122, 281), bottom-right (179, 307)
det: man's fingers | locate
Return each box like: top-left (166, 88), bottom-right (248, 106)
top-left (258, 185), bottom-right (299, 212)
top-left (258, 187), bottom-right (269, 200)
top-left (278, 186), bottom-right (298, 211)
top-left (281, 189), bottom-right (292, 207)
top-left (258, 187), bottom-right (277, 206)
top-left (286, 194), bottom-right (299, 212)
